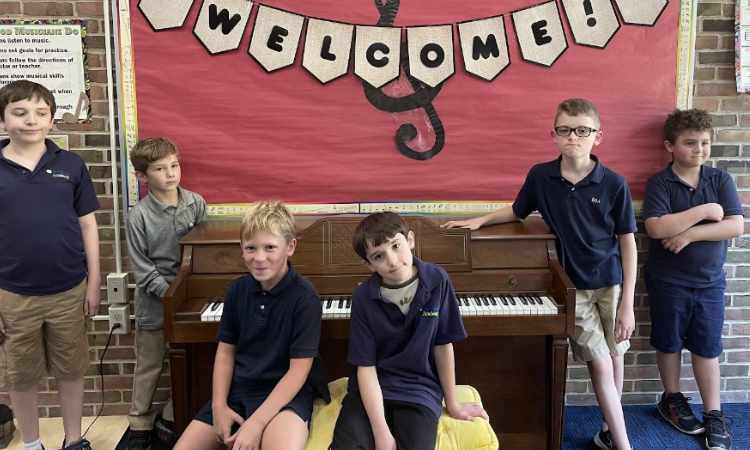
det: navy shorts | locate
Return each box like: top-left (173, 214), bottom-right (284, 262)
top-left (646, 276), bottom-right (725, 358)
top-left (194, 387), bottom-right (314, 428)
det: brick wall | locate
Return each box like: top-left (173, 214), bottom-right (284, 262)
top-left (0, 0), bottom-right (748, 418)
top-left (566, 0), bottom-right (750, 405)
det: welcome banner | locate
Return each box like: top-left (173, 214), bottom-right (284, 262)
top-left (123, 0), bottom-right (685, 205)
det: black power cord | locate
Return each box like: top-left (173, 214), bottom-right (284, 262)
top-left (80, 322), bottom-right (120, 439)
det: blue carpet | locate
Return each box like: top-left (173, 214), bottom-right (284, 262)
top-left (116, 403), bottom-right (750, 449)
top-left (564, 403), bottom-right (750, 450)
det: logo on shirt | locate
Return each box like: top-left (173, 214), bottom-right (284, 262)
top-left (46, 169), bottom-right (70, 180)
top-left (420, 309), bottom-right (439, 318)
top-left (591, 196), bottom-right (601, 205)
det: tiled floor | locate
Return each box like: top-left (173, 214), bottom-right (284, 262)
top-left (4, 416), bottom-right (127, 450)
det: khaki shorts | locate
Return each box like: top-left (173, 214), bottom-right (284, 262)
top-left (570, 285), bottom-right (630, 362)
top-left (0, 280), bottom-right (89, 391)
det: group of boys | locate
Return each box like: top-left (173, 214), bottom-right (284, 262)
top-left (0, 79), bottom-right (741, 450)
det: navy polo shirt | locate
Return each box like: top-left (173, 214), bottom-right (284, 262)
top-left (347, 257), bottom-right (467, 419)
top-left (512, 155), bottom-right (637, 290)
top-left (643, 164), bottom-right (743, 288)
top-left (0, 139), bottom-right (99, 295)
top-left (217, 265), bottom-right (322, 397)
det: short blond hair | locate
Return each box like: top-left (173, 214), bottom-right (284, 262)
top-left (240, 200), bottom-right (296, 243)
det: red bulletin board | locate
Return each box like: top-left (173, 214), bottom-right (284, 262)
top-left (127, 0), bottom-right (679, 204)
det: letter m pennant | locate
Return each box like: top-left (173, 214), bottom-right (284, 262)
top-left (194, 0), bottom-right (253, 55)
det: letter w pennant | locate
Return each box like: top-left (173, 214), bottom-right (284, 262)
top-left (194, 0), bottom-right (253, 55)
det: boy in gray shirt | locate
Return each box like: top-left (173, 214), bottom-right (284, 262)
top-left (126, 137), bottom-right (207, 450)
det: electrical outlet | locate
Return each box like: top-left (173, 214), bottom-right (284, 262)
top-left (106, 273), bottom-right (129, 304)
top-left (108, 304), bottom-right (130, 335)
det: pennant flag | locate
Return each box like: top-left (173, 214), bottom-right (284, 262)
top-left (614, 0), bottom-right (668, 26)
top-left (248, 5), bottom-right (304, 72)
top-left (561, 0), bottom-right (619, 48)
top-left (457, 16), bottom-right (510, 81)
top-left (512, 1), bottom-right (567, 67)
top-left (406, 25), bottom-right (455, 87)
top-left (354, 25), bottom-right (402, 88)
top-left (193, 0), bottom-right (253, 54)
top-left (139, 0), bottom-right (194, 30)
top-left (302, 19), bottom-right (354, 84)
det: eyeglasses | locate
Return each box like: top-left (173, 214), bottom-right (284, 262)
top-left (554, 126), bottom-right (598, 137)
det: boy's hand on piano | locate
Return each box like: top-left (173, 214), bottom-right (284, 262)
top-left (212, 404), bottom-right (244, 446)
top-left (441, 218), bottom-right (484, 231)
top-left (447, 402), bottom-right (489, 421)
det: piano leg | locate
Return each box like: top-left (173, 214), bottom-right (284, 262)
top-left (548, 336), bottom-right (568, 450)
top-left (169, 345), bottom-right (189, 433)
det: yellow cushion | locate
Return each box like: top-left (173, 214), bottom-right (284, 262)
top-left (305, 377), bottom-right (499, 450)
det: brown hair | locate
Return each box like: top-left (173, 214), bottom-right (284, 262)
top-left (554, 98), bottom-right (600, 128)
top-left (663, 109), bottom-right (712, 144)
top-left (129, 137), bottom-right (179, 173)
top-left (0, 80), bottom-right (56, 120)
top-left (352, 212), bottom-right (411, 262)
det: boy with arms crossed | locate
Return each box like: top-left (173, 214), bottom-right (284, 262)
top-left (0, 80), bottom-right (100, 450)
top-left (174, 201), bottom-right (322, 450)
top-left (444, 99), bottom-right (637, 450)
top-left (126, 137), bottom-right (207, 450)
top-left (330, 212), bottom-right (487, 450)
top-left (643, 109), bottom-right (742, 450)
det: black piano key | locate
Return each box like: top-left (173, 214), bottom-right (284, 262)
top-left (488, 296), bottom-right (498, 306)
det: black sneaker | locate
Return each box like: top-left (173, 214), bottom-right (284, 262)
top-left (127, 429), bottom-right (152, 450)
top-left (657, 392), bottom-right (705, 434)
top-left (60, 438), bottom-right (92, 450)
top-left (593, 430), bottom-right (613, 450)
top-left (704, 410), bottom-right (731, 450)
top-left (153, 415), bottom-right (176, 447)
top-left (0, 404), bottom-right (15, 449)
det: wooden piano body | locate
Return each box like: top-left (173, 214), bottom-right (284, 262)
top-left (164, 215), bottom-right (575, 450)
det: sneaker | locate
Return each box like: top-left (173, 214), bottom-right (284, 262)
top-left (704, 410), bottom-right (732, 450)
top-left (60, 438), bottom-right (92, 450)
top-left (0, 404), bottom-right (15, 449)
top-left (126, 429), bottom-right (152, 450)
top-left (657, 392), bottom-right (705, 434)
top-left (153, 415), bottom-right (175, 447)
top-left (593, 430), bottom-right (613, 450)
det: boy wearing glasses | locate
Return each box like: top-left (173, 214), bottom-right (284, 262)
top-left (444, 98), bottom-right (637, 450)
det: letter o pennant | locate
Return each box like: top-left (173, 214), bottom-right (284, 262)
top-left (407, 25), bottom-right (455, 88)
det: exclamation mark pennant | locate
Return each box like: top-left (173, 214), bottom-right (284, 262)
top-left (583, 0), bottom-right (596, 26)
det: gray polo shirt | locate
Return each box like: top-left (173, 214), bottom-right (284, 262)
top-left (126, 187), bottom-right (207, 329)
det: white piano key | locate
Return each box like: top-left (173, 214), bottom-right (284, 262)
top-left (200, 302), bottom-right (214, 322)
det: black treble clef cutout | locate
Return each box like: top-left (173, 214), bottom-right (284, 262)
top-left (363, 0), bottom-right (446, 161)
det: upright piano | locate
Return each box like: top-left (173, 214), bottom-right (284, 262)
top-left (164, 215), bottom-right (575, 450)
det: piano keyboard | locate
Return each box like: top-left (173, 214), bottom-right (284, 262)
top-left (199, 293), bottom-right (559, 322)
